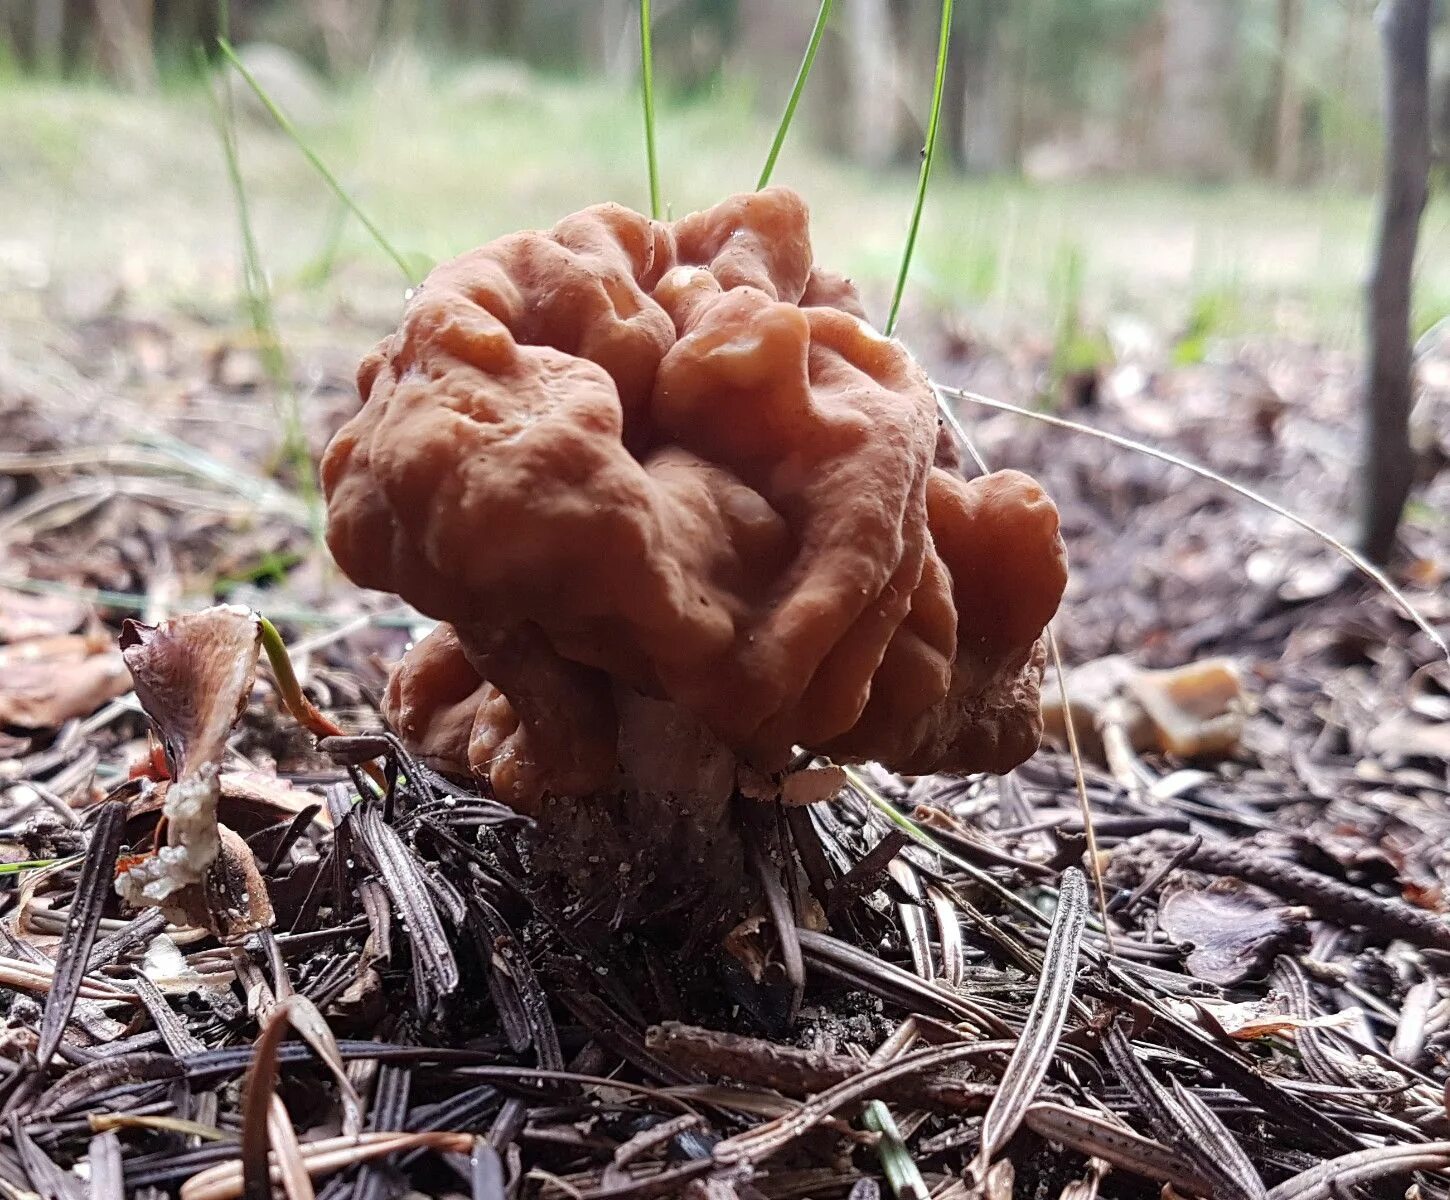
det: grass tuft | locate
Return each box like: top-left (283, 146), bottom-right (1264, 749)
top-left (199, 47), bottom-right (321, 543)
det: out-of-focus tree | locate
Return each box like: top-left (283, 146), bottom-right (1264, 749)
top-left (1361, 0), bottom-right (1432, 565)
top-left (308, 0), bottom-right (382, 75)
top-left (94, 0), bottom-right (155, 90)
top-left (1255, 0), bottom-right (1305, 181)
top-left (1155, 0), bottom-right (1241, 179)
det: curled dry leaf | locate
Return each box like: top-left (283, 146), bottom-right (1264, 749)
top-left (114, 605), bottom-right (267, 936)
top-left (125, 771), bottom-right (331, 843)
top-left (0, 633), bottom-right (130, 728)
top-left (1159, 879), bottom-right (1309, 985)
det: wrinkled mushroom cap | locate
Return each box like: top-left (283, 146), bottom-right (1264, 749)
top-left (324, 187), bottom-right (1067, 811)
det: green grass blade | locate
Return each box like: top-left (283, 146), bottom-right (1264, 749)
top-left (757, 0), bottom-right (835, 189)
top-left (217, 37), bottom-right (415, 284)
top-left (0, 858), bottom-right (60, 876)
top-left (885, 0), bottom-right (954, 337)
top-left (199, 47), bottom-right (322, 541)
top-left (639, 0), bottom-right (662, 218)
top-left (863, 1101), bottom-right (929, 1200)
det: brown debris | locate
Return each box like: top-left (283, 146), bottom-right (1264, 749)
top-left (1158, 879), bottom-right (1308, 984)
top-left (0, 633), bottom-right (130, 728)
top-left (113, 605), bottom-right (268, 933)
top-left (1043, 655), bottom-right (1247, 762)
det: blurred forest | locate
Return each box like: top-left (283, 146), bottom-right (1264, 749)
top-left (2, 0), bottom-right (1448, 188)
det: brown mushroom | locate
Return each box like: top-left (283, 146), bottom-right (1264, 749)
top-left (323, 187), bottom-right (1067, 902)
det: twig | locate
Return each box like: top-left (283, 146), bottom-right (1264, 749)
top-left (1137, 831), bottom-right (1450, 950)
top-left (647, 1022), bottom-right (999, 1112)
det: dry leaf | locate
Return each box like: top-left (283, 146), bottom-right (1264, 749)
top-left (118, 605), bottom-right (260, 776)
top-left (125, 771), bottom-right (330, 843)
top-left (1177, 997), bottom-right (1362, 1041)
top-left (162, 825), bottom-right (275, 937)
top-left (114, 606), bottom-right (266, 936)
top-left (1159, 880), bottom-right (1308, 985)
top-left (0, 587), bottom-right (90, 643)
top-left (0, 634), bottom-right (129, 728)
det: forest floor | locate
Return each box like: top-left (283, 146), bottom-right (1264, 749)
top-left (1, 66), bottom-right (1450, 1199)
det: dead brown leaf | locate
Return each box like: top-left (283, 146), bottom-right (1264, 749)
top-left (0, 586), bottom-right (90, 643)
top-left (0, 633), bottom-right (129, 728)
top-left (1159, 879), bottom-right (1309, 985)
top-left (115, 606), bottom-right (268, 936)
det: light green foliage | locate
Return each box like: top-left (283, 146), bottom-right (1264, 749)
top-left (1173, 285), bottom-right (1241, 365)
top-left (1048, 242), bottom-right (1112, 397)
top-left (1, 67), bottom-right (1446, 345)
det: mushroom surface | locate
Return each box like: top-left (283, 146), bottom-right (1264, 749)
top-left (324, 187), bottom-right (1067, 824)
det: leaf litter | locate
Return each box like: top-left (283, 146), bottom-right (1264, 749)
top-left (0, 229), bottom-right (1448, 1199)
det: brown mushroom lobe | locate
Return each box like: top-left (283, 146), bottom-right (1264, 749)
top-left (323, 187), bottom-right (1068, 816)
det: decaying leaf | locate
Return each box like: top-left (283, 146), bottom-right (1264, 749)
top-left (124, 771), bottom-right (331, 843)
top-left (118, 605), bottom-right (260, 776)
top-left (1159, 879), bottom-right (1308, 985)
top-left (114, 606), bottom-right (267, 936)
top-left (1177, 998), bottom-right (1363, 1042)
top-left (161, 825), bottom-right (275, 937)
top-left (0, 633), bottom-right (130, 728)
top-left (0, 586), bottom-right (90, 643)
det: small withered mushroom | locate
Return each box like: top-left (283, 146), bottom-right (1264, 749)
top-left (323, 187), bottom-right (1066, 903)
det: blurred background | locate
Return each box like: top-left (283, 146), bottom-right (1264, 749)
top-left (1, 1), bottom-right (1448, 668)
top-left (2, 0), bottom-right (1449, 342)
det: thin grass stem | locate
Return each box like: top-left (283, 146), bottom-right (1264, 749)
top-left (937, 384), bottom-right (1449, 662)
top-left (863, 1100), bottom-right (929, 1200)
top-left (199, 47), bottom-right (322, 543)
top-left (0, 859), bottom-right (59, 876)
top-left (885, 0), bottom-right (954, 337)
top-left (927, 392), bottom-right (1113, 947)
top-left (757, 0), bottom-right (835, 189)
top-left (639, 0), bottom-right (662, 219)
top-left (217, 38), bottom-right (415, 284)
top-left (260, 616), bottom-right (386, 785)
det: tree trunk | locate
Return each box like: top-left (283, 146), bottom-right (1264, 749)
top-left (32, 0), bottom-right (66, 74)
top-left (93, 0), bottom-right (154, 91)
top-left (1155, 0), bottom-right (1240, 181)
top-left (1260, 0), bottom-right (1304, 181)
top-left (814, 0), bottom-right (897, 167)
top-left (1274, 0), bottom-right (1304, 181)
top-left (1360, 0), bottom-right (1431, 564)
